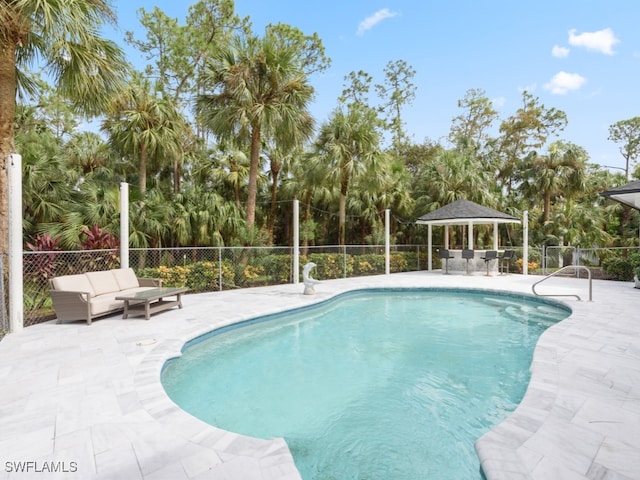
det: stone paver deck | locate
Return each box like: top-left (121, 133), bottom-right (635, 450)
top-left (0, 272), bottom-right (638, 479)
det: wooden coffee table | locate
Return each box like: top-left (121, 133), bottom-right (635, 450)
top-left (116, 287), bottom-right (188, 320)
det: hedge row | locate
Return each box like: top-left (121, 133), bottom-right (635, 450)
top-left (136, 252), bottom-right (422, 291)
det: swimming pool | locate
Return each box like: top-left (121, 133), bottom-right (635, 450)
top-left (162, 288), bottom-right (570, 479)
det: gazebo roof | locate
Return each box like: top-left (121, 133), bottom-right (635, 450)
top-left (601, 180), bottom-right (640, 210)
top-left (415, 199), bottom-right (520, 226)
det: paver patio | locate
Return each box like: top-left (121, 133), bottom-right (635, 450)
top-left (0, 271), bottom-right (638, 479)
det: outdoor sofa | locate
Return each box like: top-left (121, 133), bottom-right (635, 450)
top-left (49, 268), bottom-right (161, 325)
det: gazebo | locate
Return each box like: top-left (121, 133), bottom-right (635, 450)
top-left (601, 180), bottom-right (640, 211)
top-left (416, 199), bottom-right (522, 273)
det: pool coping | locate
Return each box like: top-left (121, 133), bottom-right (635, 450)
top-left (0, 272), bottom-right (639, 479)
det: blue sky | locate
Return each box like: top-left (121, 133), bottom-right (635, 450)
top-left (109, 0), bottom-right (640, 173)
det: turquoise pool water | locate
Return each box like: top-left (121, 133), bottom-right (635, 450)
top-left (162, 289), bottom-right (570, 479)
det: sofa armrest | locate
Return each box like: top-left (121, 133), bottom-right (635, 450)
top-left (49, 290), bottom-right (93, 324)
top-left (138, 277), bottom-right (162, 287)
top-left (50, 290), bottom-right (91, 303)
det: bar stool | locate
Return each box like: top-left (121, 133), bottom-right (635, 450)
top-left (499, 250), bottom-right (515, 274)
top-left (461, 249), bottom-right (474, 275)
top-left (480, 250), bottom-right (498, 276)
top-left (438, 248), bottom-right (454, 274)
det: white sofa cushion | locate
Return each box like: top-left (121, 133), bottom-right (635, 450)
top-left (89, 295), bottom-right (126, 316)
top-left (51, 274), bottom-right (96, 297)
top-left (113, 268), bottom-right (140, 290)
top-left (86, 270), bottom-right (121, 296)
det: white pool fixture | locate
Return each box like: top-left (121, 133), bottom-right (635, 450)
top-left (303, 262), bottom-right (320, 295)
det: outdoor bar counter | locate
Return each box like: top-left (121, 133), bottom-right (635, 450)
top-left (441, 249), bottom-right (501, 275)
top-left (416, 198), bottom-right (524, 275)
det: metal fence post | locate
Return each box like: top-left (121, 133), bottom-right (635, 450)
top-left (385, 209), bottom-right (390, 275)
top-left (120, 182), bottom-right (129, 269)
top-left (0, 256), bottom-right (7, 333)
top-left (218, 247), bottom-right (223, 291)
top-left (8, 153), bottom-right (23, 333)
top-left (293, 199), bottom-right (299, 284)
top-left (343, 245), bottom-right (347, 278)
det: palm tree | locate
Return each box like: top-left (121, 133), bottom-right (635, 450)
top-left (1, 0), bottom-right (127, 259)
top-left (21, 141), bottom-right (73, 232)
top-left (415, 149), bottom-right (495, 214)
top-left (518, 141), bottom-right (588, 224)
top-left (355, 152), bottom-right (415, 244)
top-left (65, 131), bottom-right (113, 174)
top-left (281, 152), bottom-right (333, 249)
top-left (200, 142), bottom-right (251, 210)
top-left (44, 182), bottom-right (120, 248)
top-left (413, 149), bottom-right (498, 247)
top-left (170, 186), bottom-right (244, 247)
top-left (196, 31), bottom-right (314, 235)
top-left (316, 104), bottom-right (383, 245)
top-left (549, 199), bottom-right (612, 248)
top-left (102, 75), bottom-right (185, 195)
top-left (264, 142), bottom-right (304, 240)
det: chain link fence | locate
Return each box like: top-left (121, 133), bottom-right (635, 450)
top-left (21, 244), bottom-right (425, 327)
top-left (543, 246), bottom-right (640, 278)
top-left (13, 244), bottom-right (640, 329)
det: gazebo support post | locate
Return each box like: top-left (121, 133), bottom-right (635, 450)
top-left (468, 221), bottom-right (473, 249)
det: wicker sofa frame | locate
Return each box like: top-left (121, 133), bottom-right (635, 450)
top-left (49, 268), bottom-right (161, 325)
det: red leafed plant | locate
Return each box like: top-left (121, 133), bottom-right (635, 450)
top-left (80, 225), bottom-right (120, 271)
top-left (25, 233), bottom-right (62, 281)
top-left (81, 224), bottom-right (119, 250)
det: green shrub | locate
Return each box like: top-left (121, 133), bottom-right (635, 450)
top-left (353, 254), bottom-right (385, 275)
top-left (390, 253), bottom-right (410, 272)
top-left (602, 256), bottom-right (637, 281)
top-left (631, 253), bottom-right (640, 280)
top-left (303, 253), bottom-right (354, 279)
top-left (261, 254), bottom-right (292, 283)
top-left (138, 260), bottom-right (235, 292)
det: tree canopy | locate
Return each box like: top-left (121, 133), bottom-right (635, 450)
top-left (3, 0), bottom-right (638, 255)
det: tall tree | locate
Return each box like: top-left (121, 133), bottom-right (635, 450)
top-left (102, 75), bottom-right (185, 195)
top-left (375, 59), bottom-right (417, 150)
top-left (608, 117), bottom-right (640, 179)
top-left (518, 141), bottom-right (588, 224)
top-left (17, 106), bottom-right (72, 231)
top-left (281, 152), bottom-right (333, 249)
top-left (414, 149), bottom-right (497, 247)
top-left (340, 70), bottom-right (373, 107)
top-left (496, 91), bottom-right (568, 191)
top-left (65, 132), bottom-right (113, 174)
top-left (415, 149), bottom-right (495, 212)
top-left (196, 30), bottom-right (315, 234)
top-left (125, 1), bottom-right (249, 105)
top-left (265, 23), bottom-right (331, 76)
top-left (448, 88), bottom-right (498, 155)
top-left (0, 0), bottom-right (127, 273)
top-left (264, 142), bottom-right (300, 240)
top-left (316, 104), bottom-right (383, 245)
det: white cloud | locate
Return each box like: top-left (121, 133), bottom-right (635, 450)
top-left (568, 28), bottom-right (619, 55)
top-left (552, 45), bottom-right (570, 58)
top-left (357, 8), bottom-right (398, 36)
top-left (543, 71), bottom-right (586, 95)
